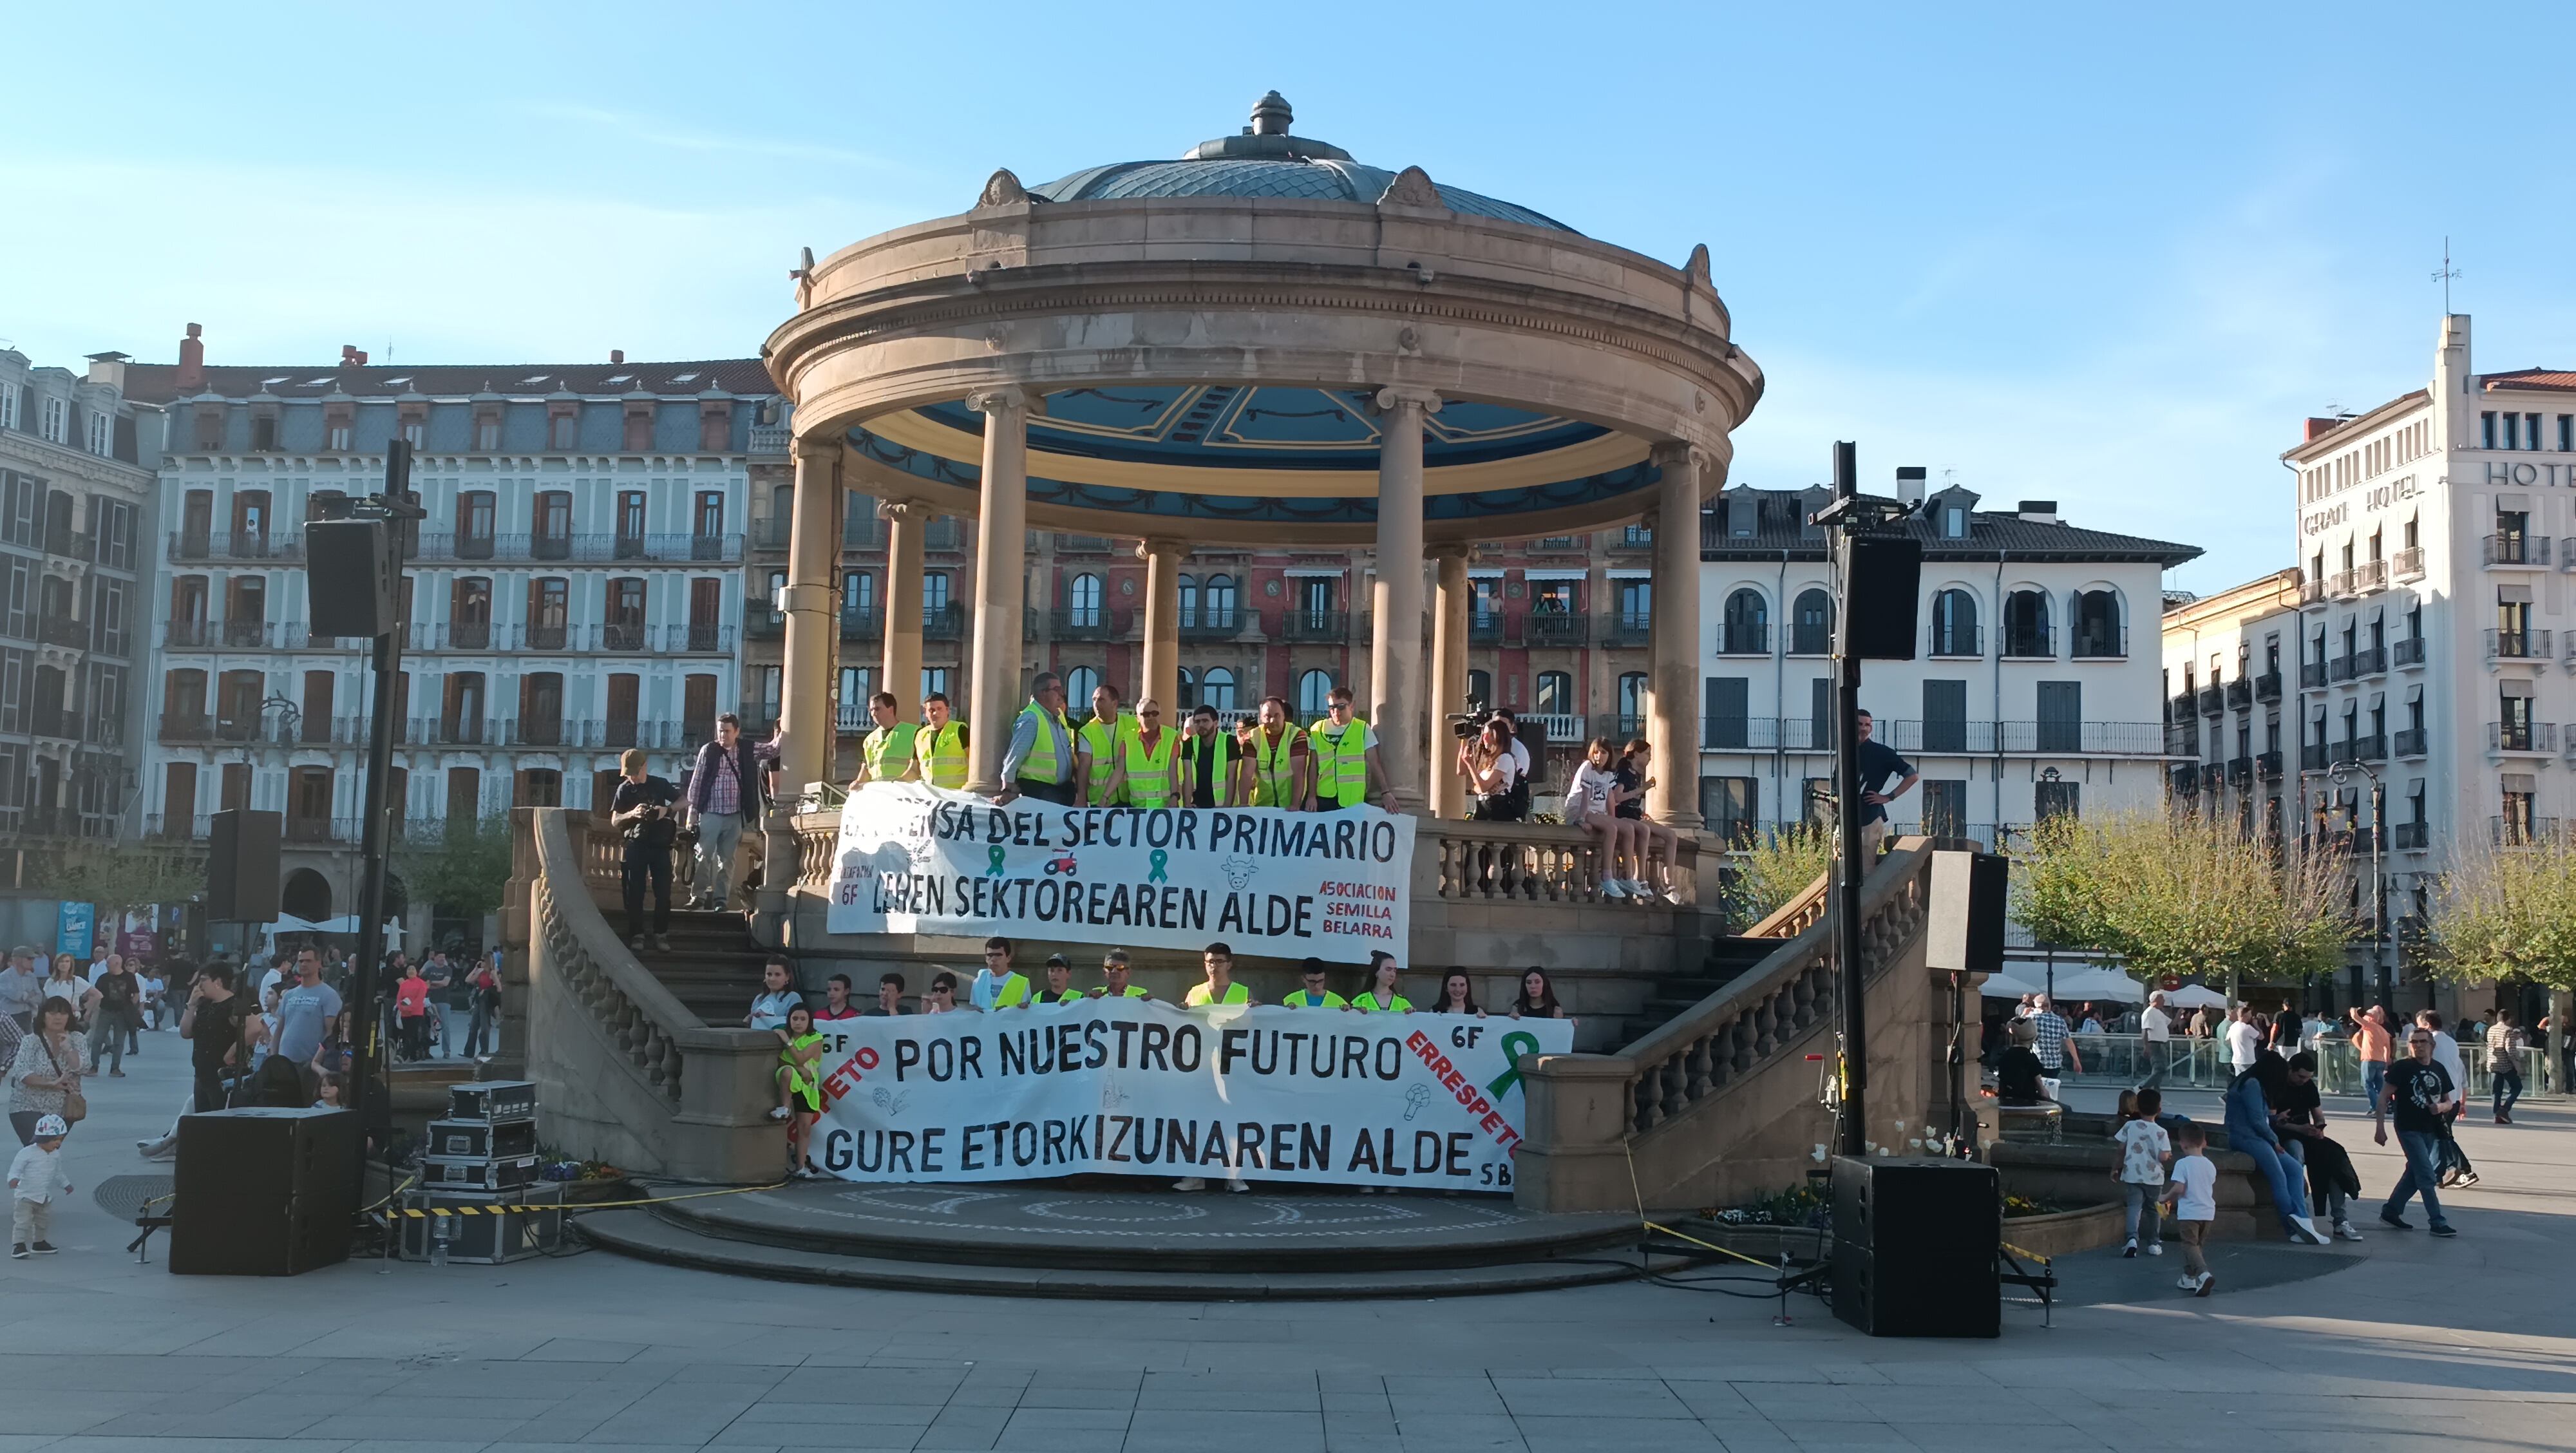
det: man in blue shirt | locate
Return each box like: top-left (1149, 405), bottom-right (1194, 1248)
top-left (1852, 710), bottom-right (1918, 859)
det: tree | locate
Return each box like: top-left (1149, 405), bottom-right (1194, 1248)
top-left (1720, 823), bottom-right (1834, 927)
top-left (2427, 835), bottom-right (2576, 1090)
top-left (19, 839), bottom-right (208, 919)
top-left (2008, 808), bottom-right (2352, 1000)
top-left (393, 817), bottom-right (515, 921)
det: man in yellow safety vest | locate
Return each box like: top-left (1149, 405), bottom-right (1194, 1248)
top-left (1103, 698), bottom-right (1177, 808)
top-left (1092, 947), bottom-right (1152, 1000)
top-left (1077, 681), bottom-right (1133, 807)
top-left (1239, 696), bottom-right (1309, 809)
top-left (1175, 942), bottom-right (1255, 1193)
top-left (1280, 956), bottom-right (1348, 1009)
top-left (848, 692), bottom-right (918, 788)
top-left (918, 692), bottom-right (969, 790)
top-left (998, 673), bottom-right (1078, 806)
top-left (1305, 684), bottom-right (1385, 811)
top-left (1175, 704), bottom-right (1237, 807)
top-left (974, 936), bottom-right (1031, 1009)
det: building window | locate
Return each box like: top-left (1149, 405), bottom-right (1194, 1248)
top-left (1066, 665), bottom-right (1101, 708)
top-left (1929, 588), bottom-right (1979, 656)
top-left (1920, 779), bottom-right (1967, 839)
top-left (2070, 589), bottom-right (2123, 658)
top-left (838, 667), bottom-right (872, 716)
top-left (616, 491), bottom-right (648, 550)
top-left (1468, 668), bottom-right (1493, 708)
top-left (2482, 412), bottom-right (2497, 450)
top-left (1534, 670), bottom-right (1573, 716)
top-left (694, 491), bottom-right (724, 540)
top-left (2034, 779), bottom-right (2080, 823)
top-left (1199, 667), bottom-right (1237, 712)
top-left (476, 417), bottom-right (500, 451)
top-left (1067, 572), bottom-right (1103, 627)
top-left (86, 410), bottom-right (111, 457)
top-left (923, 571), bottom-right (951, 614)
top-left (920, 667), bottom-right (950, 702)
top-left (1177, 575), bottom-right (1198, 626)
top-left (2561, 415), bottom-right (2574, 452)
top-left (551, 413), bottom-right (578, 450)
top-left (1296, 669), bottom-right (1334, 719)
top-left (1202, 573), bottom-right (1238, 627)
top-left (1721, 588), bottom-right (1768, 655)
top-left (1616, 672), bottom-right (1648, 736)
top-left (843, 572), bottom-right (874, 618)
top-left (457, 491), bottom-right (496, 558)
top-left (1701, 777), bottom-right (1757, 845)
top-left (38, 396), bottom-right (67, 444)
top-left (2002, 589), bottom-right (2052, 658)
top-left (1616, 580), bottom-right (1651, 631)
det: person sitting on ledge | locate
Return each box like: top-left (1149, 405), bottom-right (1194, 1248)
top-left (1997, 1018), bottom-right (2050, 1106)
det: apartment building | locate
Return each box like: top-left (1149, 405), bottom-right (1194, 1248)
top-left (2158, 569), bottom-right (2305, 851)
top-left (122, 328), bottom-right (780, 924)
top-left (1696, 474), bottom-right (2199, 846)
top-left (0, 348), bottom-right (159, 842)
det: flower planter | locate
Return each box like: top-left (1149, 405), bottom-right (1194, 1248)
top-left (2000, 1200), bottom-right (2124, 1258)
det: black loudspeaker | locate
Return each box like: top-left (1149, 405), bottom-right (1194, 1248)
top-left (1830, 1156), bottom-right (2000, 1337)
top-left (1926, 850), bottom-right (2009, 976)
top-left (305, 518), bottom-right (396, 638)
top-left (170, 1108), bottom-right (359, 1276)
top-left (1843, 535), bottom-right (1922, 660)
top-left (205, 810), bottom-right (282, 923)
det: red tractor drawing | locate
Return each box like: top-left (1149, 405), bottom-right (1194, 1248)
top-left (1043, 853), bottom-right (1079, 877)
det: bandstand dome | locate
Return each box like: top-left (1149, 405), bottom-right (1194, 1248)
top-left (767, 91), bottom-right (1761, 547)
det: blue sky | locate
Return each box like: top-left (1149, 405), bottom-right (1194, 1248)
top-left (8, 2), bottom-right (2572, 592)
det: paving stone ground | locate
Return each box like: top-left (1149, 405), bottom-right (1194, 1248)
top-left (8, 1027), bottom-right (2570, 1452)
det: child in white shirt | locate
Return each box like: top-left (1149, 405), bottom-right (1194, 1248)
top-left (2112, 1087), bottom-right (2172, 1258)
top-left (2162, 1121), bottom-right (2217, 1296)
top-left (10, 1114), bottom-right (71, 1258)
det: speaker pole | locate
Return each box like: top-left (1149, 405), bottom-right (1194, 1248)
top-left (332, 441), bottom-right (422, 1216)
top-left (1828, 442), bottom-right (1869, 1159)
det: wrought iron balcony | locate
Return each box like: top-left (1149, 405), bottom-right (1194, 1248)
top-left (2394, 726), bottom-right (2427, 756)
top-left (1524, 611), bottom-right (1589, 647)
top-left (2487, 629), bottom-right (2552, 660)
top-left (2300, 660), bottom-right (2327, 690)
top-left (2490, 721), bottom-right (2558, 753)
top-left (166, 530), bottom-right (303, 563)
top-left (2254, 670), bottom-right (2284, 701)
top-left (2393, 636), bottom-right (2425, 667)
top-left (2226, 678), bottom-right (2253, 709)
top-left (2392, 821), bottom-right (2427, 851)
top-left (923, 602), bottom-right (966, 640)
top-left (1468, 611), bottom-right (1504, 644)
top-left (2199, 686), bottom-right (2225, 716)
top-left (2256, 748), bottom-right (2283, 779)
top-left (2353, 645), bottom-right (2387, 675)
top-left (1280, 609), bottom-right (1350, 643)
top-left (2484, 533), bottom-right (2551, 566)
top-left (1050, 606), bottom-right (1129, 641)
top-left (1178, 608), bottom-right (1246, 641)
top-left (1718, 623), bottom-right (1770, 656)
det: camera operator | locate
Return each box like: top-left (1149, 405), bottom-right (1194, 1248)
top-left (609, 748), bottom-right (682, 952)
top-left (1456, 717), bottom-right (1526, 821)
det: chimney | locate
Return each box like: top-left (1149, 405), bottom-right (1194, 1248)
top-left (610, 349), bottom-right (625, 365)
top-left (2017, 500), bottom-right (2059, 524)
top-left (2303, 417), bottom-right (2342, 442)
top-left (1894, 465), bottom-right (1927, 506)
top-left (176, 323), bottom-right (205, 390)
top-left (340, 344), bottom-right (368, 368)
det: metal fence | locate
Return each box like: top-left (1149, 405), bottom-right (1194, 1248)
top-left (2052, 1033), bottom-right (2567, 1099)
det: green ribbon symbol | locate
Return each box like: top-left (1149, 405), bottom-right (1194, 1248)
top-left (1148, 849), bottom-right (1169, 884)
top-left (986, 846), bottom-right (1007, 877)
top-left (1486, 1031), bottom-right (1542, 1098)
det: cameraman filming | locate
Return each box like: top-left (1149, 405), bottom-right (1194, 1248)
top-left (609, 748), bottom-right (681, 952)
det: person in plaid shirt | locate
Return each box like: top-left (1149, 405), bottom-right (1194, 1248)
top-left (2029, 993), bottom-right (2085, 1076)
top-left (687, 714), bottom-right (780, 910)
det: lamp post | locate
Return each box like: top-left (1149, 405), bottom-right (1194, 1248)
top-left (2329, 761), bottom-right (2387, 1011)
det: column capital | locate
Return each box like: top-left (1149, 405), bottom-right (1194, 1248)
top-left (877, 496), bottom-right (931, 524)
top-left (1135, 536), bottom-right (1190, 564)
top-left (1374, 385), bottom-right (1443, 415)
top-left (790, 433), bottom-right (842, 468)
top-left (1429, 541), bottom-right (1475, 563)
top-left (965, 386), bottom-right (1030, 415)
top-left (1649, 439), bottom-right (1710, 474)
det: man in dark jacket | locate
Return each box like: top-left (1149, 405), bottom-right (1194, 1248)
top-left (686, 714), bottom-right (777, 910)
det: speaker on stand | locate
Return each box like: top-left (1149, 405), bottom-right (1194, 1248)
top-left (205, 810), bottom-right (282, 925)
top-left (1829, 1156), bottom-right (2000, 1337)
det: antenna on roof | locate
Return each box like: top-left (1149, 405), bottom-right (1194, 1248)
top-left (2432, 237), bottom-right (2461, 312)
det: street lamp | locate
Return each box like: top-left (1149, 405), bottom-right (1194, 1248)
top-left (2329, 761), bottom-right (2388, 1011)
top-left (2038, 768), bottom-right (2061, 1001)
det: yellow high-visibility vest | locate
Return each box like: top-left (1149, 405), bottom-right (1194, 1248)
top-left (1282, 989), bottom-right (1349, 1009)
top-left (1178, 732), bottom-right (1236, 806)
top-left (1016, 703), bottom-right (1068, 784)
top-left (1122, 727), bottom-right (1177, 808)
top-left (921, 721), bottom-right (968, 789)
top-left (1080, 716), bottom-right (1132, 806)
top-left (1184, 981), bottom-right (1251, 1007)
top-left (1248, 725), bottom-right (1303, 807)
top-left (862, 723), bottom-right (918, 782)
top-left (1307, 716), bottom-right (1369, 806)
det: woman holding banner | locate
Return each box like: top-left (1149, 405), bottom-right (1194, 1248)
top-left (1351, 952), bottom-right (1412, 1014)
top-left (1427, 970), bottom-right (1486, 1018)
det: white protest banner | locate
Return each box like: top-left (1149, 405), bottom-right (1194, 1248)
top-left (823, 783), bottom-right (1414, 959)
top-left (805, 998), bottom-right (1573, 1192)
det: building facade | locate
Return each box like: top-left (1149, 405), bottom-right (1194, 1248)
top-left (2158, 569), bottom-right (2304, 853)
top-left (1695, 477), bottom-right (2199, 847)
top-left (122, 330), bottom-right (780, 924)
top-left (0, 348), bottom-right (159, 842)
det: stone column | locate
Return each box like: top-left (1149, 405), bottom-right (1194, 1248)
top-left (1428, 543), bottom-right (1472, 819)
top-left (1370, 387), bottom-right (1437, 813)
top-left (879, 498), bottom-right (927, 712)
top-left (765, 436), bottom-right (842, 920)
top-left (1138, 537), bottom-right (1186, 711)
top-left (1647, 442), bottom-right (1707, 829)
top-left (963, 388), bottom-right (1029, 795)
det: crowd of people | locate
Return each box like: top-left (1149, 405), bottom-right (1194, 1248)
top-left (743, 937), bottom-right (1570, 1183)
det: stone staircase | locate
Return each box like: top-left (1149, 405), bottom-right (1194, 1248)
top-left (628, 907), bottom-right (768, 1026)
top-left (1624, 935), bottom-right (1779, 1045)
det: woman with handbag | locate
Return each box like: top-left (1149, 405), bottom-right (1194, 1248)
top-left (10, 996), bottom-right (88, 1146)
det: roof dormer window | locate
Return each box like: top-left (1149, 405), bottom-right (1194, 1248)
top-left (1944, 506), bottom-right (1967, 539)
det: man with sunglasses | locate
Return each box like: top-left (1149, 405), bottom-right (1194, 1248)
top-left (998, 674), bottom-right (1079, 807)
top-left (1306, 685), bottom-right (1384, 811)
top-left (2374, 1026), bottom-right (2459, 1237)
top-left (1102, 698), bottom-right (1179, 808)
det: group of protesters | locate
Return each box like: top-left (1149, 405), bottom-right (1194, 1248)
top-left (745, 936), bottom-right (1570, 1182)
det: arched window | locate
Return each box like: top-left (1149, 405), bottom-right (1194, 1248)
top-left (1065, 665), bottom-right (1100, 707)
top-left (1535, 670), bottom-right (1573, 715)
top-left (2071, 589), bottom-right (2124, 658)
top-left (1467, 668), bottom-right (1493, 708)
top-left (1722, 588), bottom-right (1768, 655)
top-left (1929, 588), bottom-right (1980, 656)
top-left (1201, 667), bottom-right (1238, 712)
top-left (1792, 588), bottom-right (1833, 655)
top-left (2003, 589), bottom-right (2052, 658)
top-left (1177, 575), bottom-right (1198, 628)
top-left (1068, 572), bottom-right (1103, 627)
top-left (1296, 669), bottom-right (1335, 718)
top-left (1617, 672), bottom-right (1649, 736)
top-left (1177, 667), bottom-right (1195, 705)
top-left (1203, 573), bottom-right (1238, 628)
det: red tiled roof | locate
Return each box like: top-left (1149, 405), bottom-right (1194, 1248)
top-left (2483, 370), bottom-right (2576, 392)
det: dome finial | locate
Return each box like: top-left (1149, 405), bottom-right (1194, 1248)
top-left (1249, 91), bottom-right (1293, 136)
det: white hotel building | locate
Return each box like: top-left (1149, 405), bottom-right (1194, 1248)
top-left (1694, 473), bottom-right (2199, 847)
top-left (123, 331), bottom-right (784, 926)
top-left (2270, 314), bottom-right (2576, 925)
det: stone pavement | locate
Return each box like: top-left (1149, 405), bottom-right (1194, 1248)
top-left (6, 1029), bottom-right (2571, 1452)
